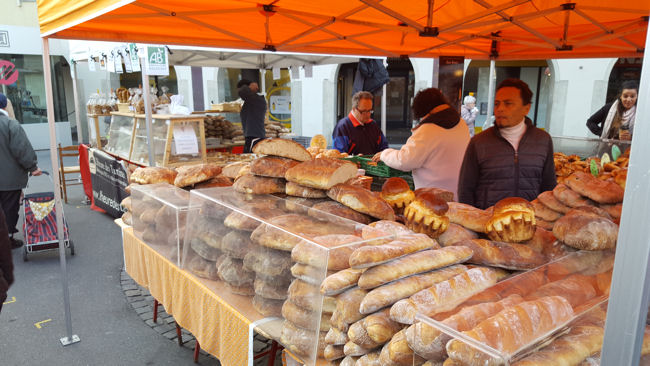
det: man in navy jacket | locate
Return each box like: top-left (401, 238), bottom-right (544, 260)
top-left (333, 91), bottom-right (388, 156)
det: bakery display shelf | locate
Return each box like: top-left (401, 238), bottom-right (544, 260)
top-left (87, 113), bottom-right (112, 149)
top-left (413, 250), bottom-right (613, 365)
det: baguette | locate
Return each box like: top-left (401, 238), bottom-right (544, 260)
top-left (379, 329), bottom-right (426, 366)
top-left (364, 308), bottom-right (405, 344)
top-left (360, 265), bottom-right (467, 314)
top-left (358, 247), bottom-right (474, 290)
top-left (339, 356), bottom-right (358, 366)
top-left (324, 344), bottom-right (345, 361)
top-left (451, 239), bottom-right (547, 270)
top-left (321, 268), bottom-right (365, 296)
top-left (446, 296), bottom-right (574, 365)
top-left (333, 287), bottom-right (368, 329)
top-left (349, 233), bottom-right (439, 269)
top-left (344, 341), bottom-right (377, 357)
top-left (348, 320), bottom-right (381, 349)
top-left (325, 326), bottom-right (349, 345)
top-left (356, 351), bottom-right (382, 366)
top-left (292, 234), bottom-right (364, 271)
top-left (405, 295), bottom-right (524, 360)
top-left (511, 325), bottom-right (604, 366)
top-left (390, 267), bottom-right (499, 324)
top-left (527, 274), bottom-right (597, 308)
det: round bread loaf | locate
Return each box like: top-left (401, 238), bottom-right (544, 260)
top-left (531, 199), bottom-right (562, 222)
top-left (565, 171), bottom-right (624, 204)
top-left (252, 295), bottom-right (284, 317)
top-left (553, 209), bottom-right (618, 250)
top-left (233, 174), bottom-right (286, 195)
top-left (221, 230), bottom-right (255, 259)
top-left (250, 156), bottom-right (300, 178)
top-left (493, 197), bottom-right (534, 215)
top-left (537, 191), bottom-right (571, 214)
top-left (403, 192), bottom-right (449, 238)
top-left (190, 237), bottom-right (222, 261)
top-left (552, 183), bottom-right (595, 208)
top-left (486, 197), bottom-right (536, 243)
top-left (188, 255), bottom-right (219, 280)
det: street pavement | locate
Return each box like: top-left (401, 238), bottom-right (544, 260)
top-left (0, 151), bottom-right (217, 365)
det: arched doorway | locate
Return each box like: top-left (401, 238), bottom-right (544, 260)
top-left (607, 58), bottom-right (642, 103)
top-left (335, 58), bottom-right (415, 145)
top-left (463, 60), bottom-right (553, 130)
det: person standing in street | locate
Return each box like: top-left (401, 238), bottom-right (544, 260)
top-left (457, 79), bottom-right (556, 209)
top-left (460, 95), bottom-right (479, 137)
top-left (333, 91), bottom-right (388, 155)
top-left (586, 80), bottom-right (638, 141)
top-left (0, 93), bottom-right (42, 248)
top-left (237, 79), bottom-right (267, 153)
top-left (0, 206), bottom-right (14, 313)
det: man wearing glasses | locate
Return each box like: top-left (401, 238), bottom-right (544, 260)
top-left (333, 91), bottom-right (388, 155)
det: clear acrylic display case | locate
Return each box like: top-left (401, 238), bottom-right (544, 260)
top-left (551, 135), bottom-right (631, 159)
top-left (104, 112), bottom-right (136, 159)
top-left (131, 183), bottom-right (190, 266)
top-left (412, 250), bottom-right (614, 365)
top-left (130, 114), bottom-right (207, 167)
top-left (87, 113), bottom-right (111, 149)
top-left (181, 187), bottom-right (394, 365)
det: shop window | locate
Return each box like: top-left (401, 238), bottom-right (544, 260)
top-left (118, 66), bottom-right (178, 96)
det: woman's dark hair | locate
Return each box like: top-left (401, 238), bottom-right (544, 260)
top-left (412, 88), bottom-right (450, 119)
top-left (617, 80), bottom-right (639, 113)
top-left (496, 78), bottom-right (533, 105)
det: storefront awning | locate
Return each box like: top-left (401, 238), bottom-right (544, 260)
top-left (38, 0), bottom-right (648, 60)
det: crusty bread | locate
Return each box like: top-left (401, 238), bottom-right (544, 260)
top-left (537, 191), bottom-right (571, 214)
top-left (565, 171), bottom-right (624, 204)
top-left (599, 202), bottom-right (622, 220)
top-left (252, 138), bottom-right (312, 161)
top-left (333, 287), bottom-right (368, 329)
top-left (446, 296), bottom-right (574, 364)
top-left (285, 158), bottom-right (358, 189)
top-left (250, 156), bottom-right (300, 178)
top-left (437, 223), bottom-right (479, 247)
top-left (324, 344), bottom-right (345, 361)
top-left (328, 183), bottom-right (395, 221)
top-left (339, 356), bottom-right (359, 366)
top-left (379, 329), bottom-right (424, 366)
top-left (356, 352), bottom-right (382, 366)
top-left (222, 162), bottom-right (250, 179)
top-left (348, 320), bottom-right (381, 349)
top-left (451, 239), bottom-right (547, 270)
top-left (287, 279), bottom-right (333, 313)
top-left (390, 267), bottom-right (499, 324)
top-left (280, 321), bottom-right (327, 357)
top-left (528, 274), bottom-right (597, 308)
top-left (403, 192), bottom-right (450, 238)
top-left (251, 214), bottom-right (355, 251)
top-left (285, 181), bottom-right (328, 198)
top-left (552, 209), bottom-right (618, 250)
top-left (349, 233), bottom-right (438, 269)
top-left (308, 201), bottom-right (373, 224)
top-left (243, 245), bottom-right (292, 277)
top-left (359, 265), bottom-right (467, 314)
top-left (363, 308), bottom-right (405, 344)
top-left (552, 183), bottom-right (595, 208)
top-left (221, 230), bottom-right (255, 259)
top-left (325, 326), bottom-right (349, 345)
top-left (282, 299), bottom-right (331, 331)
top-left (173, 163), bottom-right (222, 187)
top-left (291, 263), bottom-right (335, 286)
top-left (446, 202), bottom-right (491, 233)
top-left (190, 237), bottom-right (222, 261)
top-left (193, 175), bottom-right (233, 188)
top-left (381, 177), bottom-right (415, 215)
top-left (414, 187), bottom-right (454, 202)
top-left (358, 247), bottom-right (473, 290)
top-left (252, 295), bottom-right (284, 317)
top-left (523, 227), bottom-right (569, 260)
top-left (254, 275), bottom-right (290, 300)
top-left (188, 255), bottom-right (219, 280)
top-left (130, 166), bottom-right (177, 185)
top-left (217, 255), bottom-right (255, 288)
top-left (532, 198), bottom-right (562, 222)
top-left (344, 341), bottom-right (376, 357)
top-left (485, 197), bottom-right (536, 243)
top-left (406, 295), bottom-right (523, 361)
top-left (361, 220), bottom-right (413, 240)
top-left (292, 234), bottom-right (363, 271)
top-left (321, 268), bottom-right (365, 296)
top-left (511, 325), bottom-right (604, 366)
top-left (233, 174), bottom-right (286, 195)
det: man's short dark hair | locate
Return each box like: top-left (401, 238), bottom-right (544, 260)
top-left (412, 88), bottom-right (450, 119)
top-left (237, 79), bottom-right (251, 88)
top-left (497, 78), bottom-right (533, 105)
top-left (352, 91), bottom-right (374, 109)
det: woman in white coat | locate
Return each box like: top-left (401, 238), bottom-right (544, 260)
top-left (372, 88), bottom-right (470, 199)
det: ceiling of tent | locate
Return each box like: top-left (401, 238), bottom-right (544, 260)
top-left (38, 0), bottom-right (648, 60)
top-left (166, 48), bottom-right (360, 68)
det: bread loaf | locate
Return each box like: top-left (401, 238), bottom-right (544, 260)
top-left (221, 230), bottom-right (255, 259)
top-left (282, 299), bottom-right (331, 331)
top-left (553, 209), bottom-right (618, 250)
top-left (356, 351), bottom-right (382, 366)
top-left (292, 234), bottom-right (363, 271)
top-left (222, 162), bottom-right (250, 179)
top-left (552, 183), bottom-right (595, 208)
top-left (379, 329), bottom-right (425, 366)
top-left (403, 192), bottom-right (450, 238)
top-left (193, 175), bottom-right (233, 188)
top-left (190, 237), bottom-right (222, 261)
top-left (381, 177), bottom-right (415, 215)
top-left (291, 263), bottom-right (335, 286)
top-left (446, 296), bottom-right (574, 365)
top-left (523, 227), bottom-right (569, 260)
top-left (349, 233), bottom-right (439, 269)
top-left (360, 265), bottom-right (467, 314)
top-left (361, 220), bottom-right (413, 240)
top-left (532, 198), bottom-right (562, 222)
top-left (405, 295), bottom-right (523, 361)
top-left (328, 183), bottom-right (396, 221)
top-left (339, 356), bottom-right (358, 366)
top-left (565, 171), bottom-right (624, 204)
top-left (233, 174), bottom-right (286, 195)
top-left (528, 274), bottom-right (597, 308)
top-left (174, 163), bottom-right (222, 187)
top-left (321, 268), bottom-right (365, 296)
top-left (224, 211), bottom-right (262, 231)
top-left (599, 202), bottom-right (622, 220)
top-left (285, 181), bottom-right (328, 198)
top-left (242, 246), bottom-right (292, 277)
top-left (437, 223), bottom-right (479, 247)
top-left (250, 156), bottom-right (300, 178)
top-left (348, 320), bottom-right (381, 349)
top-left (325, 326), bottom-right (349, 345)
top-left (450, 239), bottom-right (547, 270)
top-left (511, 325), bottom-right (604, 366)
top-left (130, 166), bottom-right (177, 184)
top-left (188, 255), bottom-right (219, 280)
top-left (364, 308), bottom-right (405, 344)
top-left (446, 202), bottom-right (491, 233)
top-left (358, 247), bottom-right (474, 290)
top-left (390, 267), bottom-right (499, 324)
top-left (253, 138), bottom-right (312, 161)
top-left (218, 256), bottom-right (255, 287)
top-left (414, 187), bottom-right (454, 202)
top-left (344, 341), bottom-right (377, 357)
top-left (252, 295), bottom-right (284, 317)
top-left (308, 201), bottom-right (373, 224)
top-left (285, 158), bottom-right (358, 189)
top-left (333, 287), bottom-right (368, 329)
top-left (324, 344), bottom-right (345, 361)
top-left (287, 279), bottom-right (321, 312)
top-left (254, 276), bottom-right (289, 300)
top-left (280, 321), bottom-right (327, 357)
top-left (485, 197), bottom-right (536, 243)
top-left (537, 191), bottom-right (571, 214)
top-left (252, 214), bottom-right (355, 251)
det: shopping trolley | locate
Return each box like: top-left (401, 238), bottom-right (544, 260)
top-left (21, 171), bottom-right (75, 261)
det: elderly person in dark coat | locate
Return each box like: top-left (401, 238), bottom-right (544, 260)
top-left (0, 207), bottom-right (14, 313)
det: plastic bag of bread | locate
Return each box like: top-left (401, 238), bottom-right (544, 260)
top-left (252, 295), bottom-right (284, 317)
top-left (243, 246), bottom-right (292, 277)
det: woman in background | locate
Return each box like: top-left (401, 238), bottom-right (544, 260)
top-left (587, 80), bottom-right (638, 141)
top-left (460, 95), bottom-right (479, 137)
top-left (372, 88), bottom-right (470, 198)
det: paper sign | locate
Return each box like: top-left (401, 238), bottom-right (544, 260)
top-left (272, 67), bottom-right (281, 80)
top-left (290, 66), bottom-right (299, 79)
top-left (88, 56), bottom-right (96, 71)
top-left (99, 56), bottom-right (106, 71)
top-left (270, 95), bottom-right (291, 114)
top-left (114, 50), bottom-right (124, 74)
top-left (145, 45), bottom-right (169, 76)
top-left (304, 64), bottom-right (313, 78)
top-left (123, 47), bottom-right (133, 73)
top-left (129, 43), bottom-right (141, 72)
top-left (107, 52), bottom-right (115, 73)
top-left (173, 124), bottom-right (199, 155)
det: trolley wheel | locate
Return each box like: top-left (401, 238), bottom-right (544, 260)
top-left (23, 246), bottom-right (28, 262)
top-left (69, 240), bottom-right (75, 256)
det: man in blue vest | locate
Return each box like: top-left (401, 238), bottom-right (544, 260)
top-left (333, 91), bottom-right (388, 156)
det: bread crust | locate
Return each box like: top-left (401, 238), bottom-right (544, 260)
top-left (130, 166), bottom-right (177, 185)
top-left (565, 171), bottom-right (624, 204)
top-left (552, 210), bottom-right (618, 250)
top-left (552, 183), bottom-right (594, 208)
top-left (233, 174), bottom-right (286, 195)
top-left (531, 198), bottom-right (562, 222)
top-left (308, 201), bottom-right (373, 224)
top-left (250, 156), bottom-right (300, 178)
top-left (446, 202), bottom-right (491, 233)
top-left (328, 183), bottom-right (396, 221)
top-left (252, 138), bottom-right (312, 161)
top-left (349, 233), bottom-right (439, 269)
top-left (452, 239), bottom-right (547, 270)
top-left (174, 163), bottom-right (222, 187)
top-left (286, 158), bottom-right (358, 189)
top-left (285, 181), bottom-right (328, 198)
top-left (537, 191), bottom-right (571, 214)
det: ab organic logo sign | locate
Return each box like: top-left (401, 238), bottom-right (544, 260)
top-left (0, 60), bottom-right (19, 86)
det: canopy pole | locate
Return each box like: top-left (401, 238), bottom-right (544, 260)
top-left (601, 22), bottom-right (650, 365)
top-left (381, 83), bottom-right (387, 137)
top-left (485, 59), bottom-right (496, 129)
top-left (141, 57), bottom-right (155, 167)
top-left (71, 61), bottom-right (83, 144)
top-left (41, 37), bottom-right (80, 347)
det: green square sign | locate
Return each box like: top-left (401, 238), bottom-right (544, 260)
top-left (145, 46), bottom-right (169, 76)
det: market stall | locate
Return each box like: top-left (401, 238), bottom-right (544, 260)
top-left (37, 1), bottom-right (650, 365)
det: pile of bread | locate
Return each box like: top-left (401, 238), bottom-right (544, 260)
top-left (203, 115), bottom-right (238, 140)
top-left (265, 120), bottom-right (292, 138)
top-left (305, 134), bottom-right (350, 159)
top-left (554, 151), bottom-right (629, 186)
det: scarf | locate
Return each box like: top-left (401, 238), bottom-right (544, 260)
top-left (602, 100), bottom-right (636, 139)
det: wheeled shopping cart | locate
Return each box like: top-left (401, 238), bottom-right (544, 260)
top-left (21, 172), bottom-right (75, 261)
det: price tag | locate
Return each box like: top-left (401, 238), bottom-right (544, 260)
top-left (114, 50), bottom-right (124, 74)
top-left (272, 67), bottom-right (281, 80)
top-left (99, 55), bottom-right (107, 71)
top-left (107, 52), bottom-right (116, 73)
top-left (612, 145), bottom-right (621, 161)
top-left (173, 124), bottom-right (199, 155)
top-left (600, 153), bottom-right (611, 168)
top-left (590, 159), bottom-right (599, 177)
top-left (123, 47), bottom-right (133, 73)
top-left (129, 43), bottom-right (141, 72)
top-left (88, 56), bottom-right (96, 71)
top-left (304, 64), bottom-right (313, 78)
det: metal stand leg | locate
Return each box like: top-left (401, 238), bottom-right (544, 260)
top-left (153, 300), bottom-right (158, 323)
top-left (268, 340), bottom-right (280, 366)
top-left (175, 322), bottom-right (183, 346)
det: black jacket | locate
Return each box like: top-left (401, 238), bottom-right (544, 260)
top-left (0, 207), bottom-right (14, 307)
top-left (457, 118), bottom-right (557, 209)
top-left (238, 86), bottom-right (267, 139)
top-left (0, 114), bottom-right (38, 190)
top-left (352, 58), bottom-right (390, 96)
top-left (586, 102), bottom-right (614, 137)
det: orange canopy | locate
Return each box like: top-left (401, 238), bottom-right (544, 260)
top-left (38, 0), bottom-right (648, 60)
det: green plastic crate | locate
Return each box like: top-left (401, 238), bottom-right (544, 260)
top-left (341, 155), bottom-right (411, 178)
